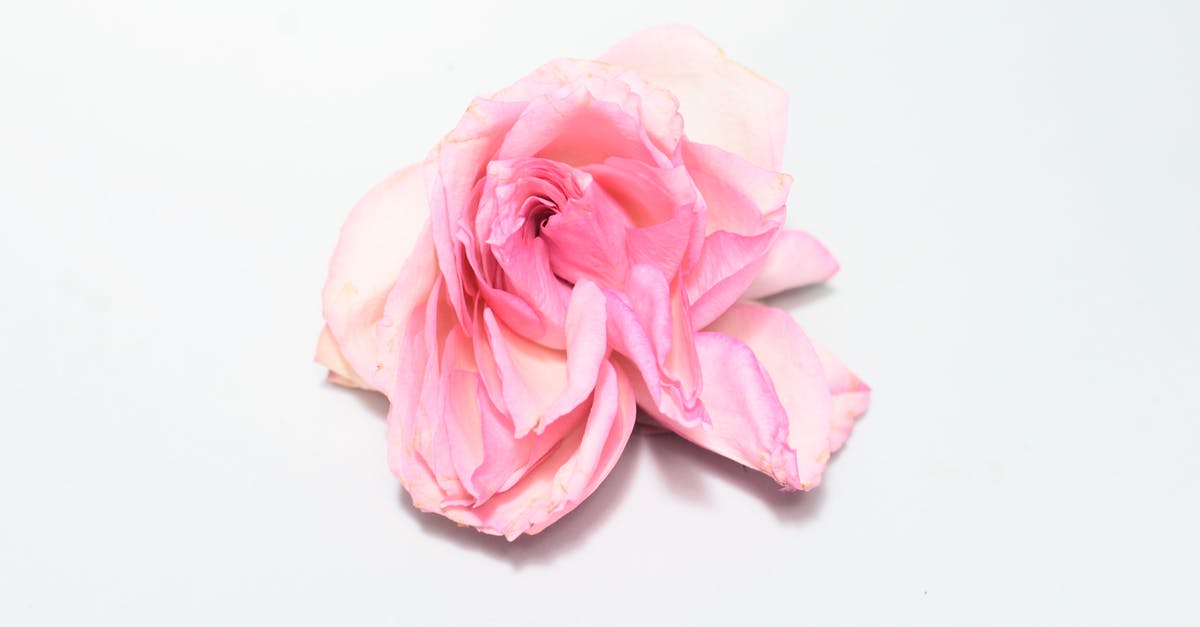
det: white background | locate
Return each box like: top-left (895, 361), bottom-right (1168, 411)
top-left (3, 0), bottom-right (1198, 624)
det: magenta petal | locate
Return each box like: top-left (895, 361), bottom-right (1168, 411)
top-left (744, 230), bottom-right (840, 300)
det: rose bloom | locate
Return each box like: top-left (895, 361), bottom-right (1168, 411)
top-left (317, 25), bottom-right (869, 539)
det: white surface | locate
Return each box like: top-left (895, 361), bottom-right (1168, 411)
top-left (3, 1), bottom-right (1198, 624)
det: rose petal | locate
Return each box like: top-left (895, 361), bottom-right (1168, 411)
top-left (744, 230), bottom-right (840, 300)
top-left (428, 98), bottom-right (529, 326)
top-left (667, 303), bottom-right (834, 490)
top-left (314, 324), bottom-right (368, 389)
top-left (482, 281), bottom-right (608, 438)
top-left (604, 265), bottom-right (706, 428)
top-left (320, 164), bottom-right (433, 389)
top-left (495, 58), bottom-right (683, 160)
top-left (681, 141), bottom-right (792, 328)
top-left (442, 361), bottom-right (636, 540)
top-left (600, 24), bottom-right (788, 170)
top-left (814, 344), bottom-right (870, 453)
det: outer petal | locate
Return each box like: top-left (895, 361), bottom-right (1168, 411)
top-left (668, 304), bottom-right (835, 490)
top-left (814, 344), bottom-right (871, 453)
top-left (744, 230), bottom-right (840, 300)
top-left (315, 324), bottom-right (368, 389)
top-left (599, 24), bottom-right (788, 170)
top-left (320, 164), bottom-right (431, 389)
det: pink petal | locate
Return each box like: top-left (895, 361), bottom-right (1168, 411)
top-left (599, 25), bottom-right (789, 171)
top-left (496, 84), bottom-right (663, 168)
top-left (686, 228), bottom-right (778, 331)
top-left (314, 324), bottom-right (368, 389)
top-left (540, 178), bottom-right (632, 289)
top-left (604, 265), bottom-right (706, 428)
top-left (539, 281), bottom-right (611, 432)
top-left (584, 157), bottom-right (705, 281)
top-left (744, 230), bottom-right (840, 300)
top-left (441, 361), bottom-right (636, 540)
top-left (482, 281), bottom-right (608, 438)
top-left (428, 98), bottom-right (529, 326)
top-left (320, 164), bottom-right (434, 390)
top-left (675, 304), bottom-right (834, 490)
top-left (374, 228), bottom-right (439, 399)
top-left (814, 344), bottom-right (871, 453)
top-left (681, 141), bottom-right (791, 328)
top-left (684, 140), bottom-right (791, 235)
top-left (494, 58), bottom-right (683, 160)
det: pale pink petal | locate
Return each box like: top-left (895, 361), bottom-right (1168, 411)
top-left (442, 361), bottom-right (636, 540)
top-left (681, 141), bottom-right (792, 328)
top-left (686, 228), bottom-right (778, 331)
top-left (428, 98), bottom-right (529, 325)
top-left (482, 308), bottom-right (567, 438)
top-left (386, 280), bottom-right (444, 512)
top-left (604, 265), bottom-right (706, 428)
top-left (599, 25), bottom-right (788, 170)
top-left (481, 281), bottom-right (607, 438)
top-left (744, 230), bottom-right (840, 300)
top-left (314, 324), bottom-right (368, 389)
top-left (814, 344), bottom-right (871, 453)
top-left (320, 164), bottom-right (433, 390)
top-left (538, 281), bottom-right (610, 430)
top-left (670, 304), bottom-right (834, 490)
top-left (496, 85), bottom-right (663, 167)
top-left (683, 140), bottom-right (791, 235)
top-left (494, 58), bottom-right (683, 160)
top-left (584, 157), bottom-right (705, 281)
top-left (374, 228), bottom-right (439, 399)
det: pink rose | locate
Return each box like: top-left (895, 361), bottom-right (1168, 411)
top-left (317, 25), bottom-right (869, 539)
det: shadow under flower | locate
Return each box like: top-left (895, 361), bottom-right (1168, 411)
top-left (321, 339), bottom-right (832, 565)
top-left (641, 431), bottom-right (826, 525)
top-left (762, 281), bottom-right (837, 312)
top-left (323, 378), bottom-right (389, 419)
top-left (396, 429), bottom-right (646, 569)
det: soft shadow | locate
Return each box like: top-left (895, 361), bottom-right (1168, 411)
top-left (642, 432), bottom-right (826, 525)
top-left (395, 432), bottom-right (646, 569)
top-left (763, 282), bottom-right (837, 311)
top-left (322, 378), bottom-right (389, 419)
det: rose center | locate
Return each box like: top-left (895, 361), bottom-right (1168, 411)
top-left (530, 203), bottom-right (556, 237)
